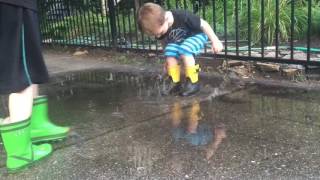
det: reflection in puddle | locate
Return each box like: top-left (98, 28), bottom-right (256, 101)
top-left (169, 100), bottom-right (227, 160)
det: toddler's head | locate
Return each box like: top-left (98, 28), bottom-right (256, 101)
top-left (138, 3), bottom-right (169, 38)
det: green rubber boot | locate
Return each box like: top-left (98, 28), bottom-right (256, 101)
top-left (0, 118), bottom-right (52, 172)
top-left (30, 96), bottom-right (70, 143)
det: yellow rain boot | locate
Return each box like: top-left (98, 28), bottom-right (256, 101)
top-left (181, 64), bottom-right (200, 96)
top-left (162, 65), bottom-right (182, 95)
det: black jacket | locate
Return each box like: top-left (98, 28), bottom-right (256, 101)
top-left (0, 0), bottom-right (37, 10)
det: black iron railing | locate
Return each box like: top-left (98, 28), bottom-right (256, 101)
top-left (39, 0), bottom-right (320, 67)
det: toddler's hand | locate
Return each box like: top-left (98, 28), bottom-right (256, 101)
top-left (211, 40), bottom-right (223, 54)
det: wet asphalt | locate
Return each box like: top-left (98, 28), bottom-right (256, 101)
top-left (1, 50), bottom-right (320, 179)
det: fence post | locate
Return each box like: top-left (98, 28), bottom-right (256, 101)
top-left (101, 0), bottom-right (107, 16)
top-left (108, 0), bottom-right (117, 47)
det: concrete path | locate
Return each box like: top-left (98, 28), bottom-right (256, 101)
top-left (0, 50), bottom-right (320, 179)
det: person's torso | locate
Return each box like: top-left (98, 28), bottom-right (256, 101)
top-left (159, 10), bottom-right (202, 44)
top-left (0, 0), bottom-right (37, 10)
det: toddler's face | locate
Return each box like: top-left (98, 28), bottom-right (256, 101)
top-left (155, 21), bottom-right (169, 38)
top-left (145, 20), bottom-right (169, 38)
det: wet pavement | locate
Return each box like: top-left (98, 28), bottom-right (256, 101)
top-left (1, 51), bottom-right (320, 179)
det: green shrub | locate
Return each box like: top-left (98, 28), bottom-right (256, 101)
top-left (39, 0), bottom-right (320, 47)
top-left (239, 0), bottom-right (308, 45)
top-left (312, 2), bottom-right (320, 35)
top-left (41, 12), bottom-right (108, 40)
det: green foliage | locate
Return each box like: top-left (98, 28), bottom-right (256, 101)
top-left (41, 11), bottom-right (109, 41)
top-left (312, 2), bottom-right (320, 35)
top-left (239, 0), bottom-right (308, 45)
top-left (39, 0), bottom-right (320, 46)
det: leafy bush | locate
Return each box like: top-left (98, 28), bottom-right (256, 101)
top-left (312, 2), bottom-right (320, 35)
top-left (237, 0), bottom-right (307, 45)
top-left (39, 0), bottom-right (320, 47)
top-left (41, 11), bottom-right (110, 41)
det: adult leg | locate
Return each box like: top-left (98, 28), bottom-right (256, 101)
top-left (0, 85), bottom-right (52, 172)
top-left (0, 4), bottom-right (52, 172)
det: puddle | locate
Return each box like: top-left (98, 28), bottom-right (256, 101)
top-left (1, 70), bottom-right (320, 179)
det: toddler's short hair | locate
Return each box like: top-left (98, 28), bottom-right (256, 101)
top-left (137, 3), bottom-right (165, 33)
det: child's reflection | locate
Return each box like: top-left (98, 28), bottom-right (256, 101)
top-left (205, 123), bottom-right (226, 160)
top-left (170, 100), bottom-right (226, 160)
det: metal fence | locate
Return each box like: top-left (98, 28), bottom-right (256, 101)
top-left (39, 0), bottom-right (320, 66)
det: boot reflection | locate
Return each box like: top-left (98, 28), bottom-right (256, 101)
top-left (169, 100), bottom-right (226, 160)
top-left (187, 100), bottom-right (201, 134)
top-left (170, 100), bottom-right (212, 146)
top-left (170, 101), bottom-right (182, 128)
